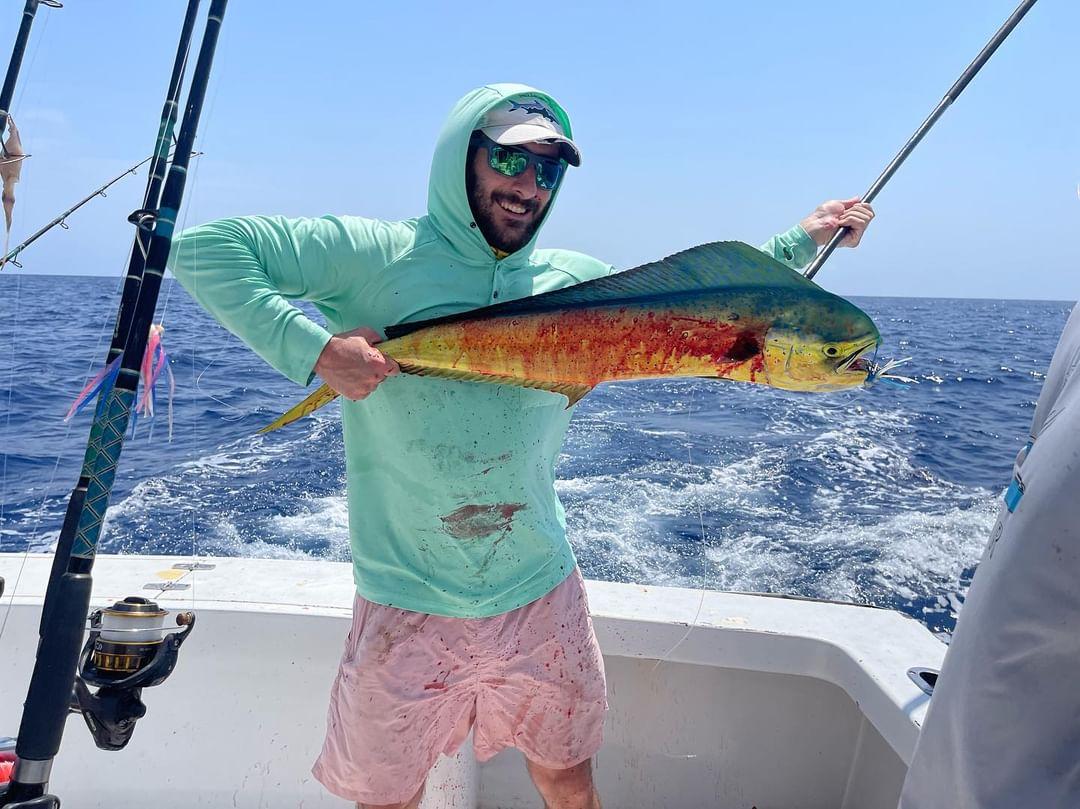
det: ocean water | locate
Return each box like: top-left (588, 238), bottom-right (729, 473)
top-left (0, 273), bottom-right (1071, 634)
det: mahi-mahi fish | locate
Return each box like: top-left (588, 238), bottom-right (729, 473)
top-left (260, 241), bottom-right (882, 433)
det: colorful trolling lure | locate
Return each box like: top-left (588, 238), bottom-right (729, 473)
top-left (64, 356), bottom-right (122, 423)
top-left (64, 324), bottom-right (175, 440)
top-left (134, 324), bottom-right (176, 439)
top-left (864, 356), bottom-right (916, 388)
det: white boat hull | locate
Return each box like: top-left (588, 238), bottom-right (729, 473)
top-left (0, 554), bottom-right (944, 808)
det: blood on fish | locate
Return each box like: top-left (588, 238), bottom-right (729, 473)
top-left (726, 331), bottom-right (761, 362)
top-left (416, 304), bottom-right (769, 388)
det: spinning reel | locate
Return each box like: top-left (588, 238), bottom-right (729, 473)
top-left (1, 597), bottom-right (195, 807)
top-left (72, 597), bottom-right (196, 751)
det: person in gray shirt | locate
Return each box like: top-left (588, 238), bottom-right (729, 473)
top-left (899, 304), bottom-right (1080, 808)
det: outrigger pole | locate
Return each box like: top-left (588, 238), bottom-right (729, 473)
top-left (803, 0), bottom-right (1039, 281)
top-left (2, 0), bottom-right (227, 805)
top-left (0, 0), bottom-right (62, 145)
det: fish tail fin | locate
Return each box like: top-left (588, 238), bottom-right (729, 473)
top-left (259, 382), bottom-right (340, 434)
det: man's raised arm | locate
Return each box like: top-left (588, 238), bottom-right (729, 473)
top-left (167, 214), bottom-right (389, 388)
top-left (759, 198), bottom-right (875, 270)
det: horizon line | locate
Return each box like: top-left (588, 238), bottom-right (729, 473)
top-left (1, 271), bottom-right (1074, 307)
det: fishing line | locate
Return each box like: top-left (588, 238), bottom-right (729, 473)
top-left (144, 1), bottom-right (205, 330)
top-left (0, 243), bottom-right (140, 643)
top-left (651, 381), bottom-right (711, 672)
top-left (134, 0), bottom-right (203, 442)
top-left (188, 263), bottom-right (198, 605)
top-left (193, 355), bottom-right (245, 423)
top-left (159, 164), bottom-right (245, 427)
top-left (0, 274), bottom-right (26, 639)
top-left (11, 3), bottom-right (51, 117)
top-left (182, 19), bottom-right (233, 597)
top-left (168, 19), bottom-right (232, 608)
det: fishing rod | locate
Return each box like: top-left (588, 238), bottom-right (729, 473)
top-left (0, 146), bottom-right (207, 270)
top-left (1, 147), bottom-right (206, 270)
top-left (36, 0), bottom-right (200, 650)
top-left (0, 153), bottom-right (155, 269)
top-left (803, 0), bottom-right (1039, 281)
top-left (2, 1), bottom-right (226, 805)
top-left (0, 0), bottom-right (62, 145)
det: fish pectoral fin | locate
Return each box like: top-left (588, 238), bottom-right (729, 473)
top-left (259, 382), bottom-right (340, 434)
top-left (551, 383), bottom-right (592, 408)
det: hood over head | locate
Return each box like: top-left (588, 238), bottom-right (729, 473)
top-left (427, 83), bottom-right (576, 267)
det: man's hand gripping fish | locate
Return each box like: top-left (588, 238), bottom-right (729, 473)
top-left (261, 241), bottom-right (890, 434)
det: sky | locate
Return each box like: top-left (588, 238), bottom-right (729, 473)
top-left (0, 0), bottom-right (1076, 300)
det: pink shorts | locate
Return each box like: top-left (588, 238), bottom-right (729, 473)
top-left (312, 568), bottom-right (608, 805)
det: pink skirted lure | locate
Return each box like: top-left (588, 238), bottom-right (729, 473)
top-left (65, 324), bottom-right (175, 440)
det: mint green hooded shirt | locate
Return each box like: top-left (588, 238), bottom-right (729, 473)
top-left (168, 83), bottom-right (818, 617)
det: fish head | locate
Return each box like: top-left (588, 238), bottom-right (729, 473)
top-left (760, 295), bottom-right (880, 392)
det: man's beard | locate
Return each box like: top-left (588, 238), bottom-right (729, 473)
top-left (466, 160), bottom-right (543, 254)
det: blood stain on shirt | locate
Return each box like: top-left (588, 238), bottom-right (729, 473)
top-left (439, 503), bottom-right (526, 539)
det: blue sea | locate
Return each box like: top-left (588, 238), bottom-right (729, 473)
top-left (0, 273), bottom-right (1072, 635)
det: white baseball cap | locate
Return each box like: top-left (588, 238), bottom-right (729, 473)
top-left (478, 97), bottom-right (582, 166)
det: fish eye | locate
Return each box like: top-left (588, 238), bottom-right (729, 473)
top-left (823, 344), bottom-right (840, 358)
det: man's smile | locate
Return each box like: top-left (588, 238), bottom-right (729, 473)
top-left (497, 199), bottom-right (529, 216)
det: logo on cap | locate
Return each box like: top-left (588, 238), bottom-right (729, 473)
top-left (507, 99), bottom-right (559, 125)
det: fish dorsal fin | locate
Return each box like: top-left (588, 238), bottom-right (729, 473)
top-left (385, 241), bottom-right (817, 340)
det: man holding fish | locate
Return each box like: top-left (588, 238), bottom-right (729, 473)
top-left (169, 84), bottom-right (873, 809)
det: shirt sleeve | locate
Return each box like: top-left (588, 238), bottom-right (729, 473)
top-left (167, 215), bottom-right (370, 386)
top-left (758, 224), bottom-right (818, 270)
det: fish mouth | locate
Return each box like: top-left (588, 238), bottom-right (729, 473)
top-left (836, 339), bottom-right (879, 374)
